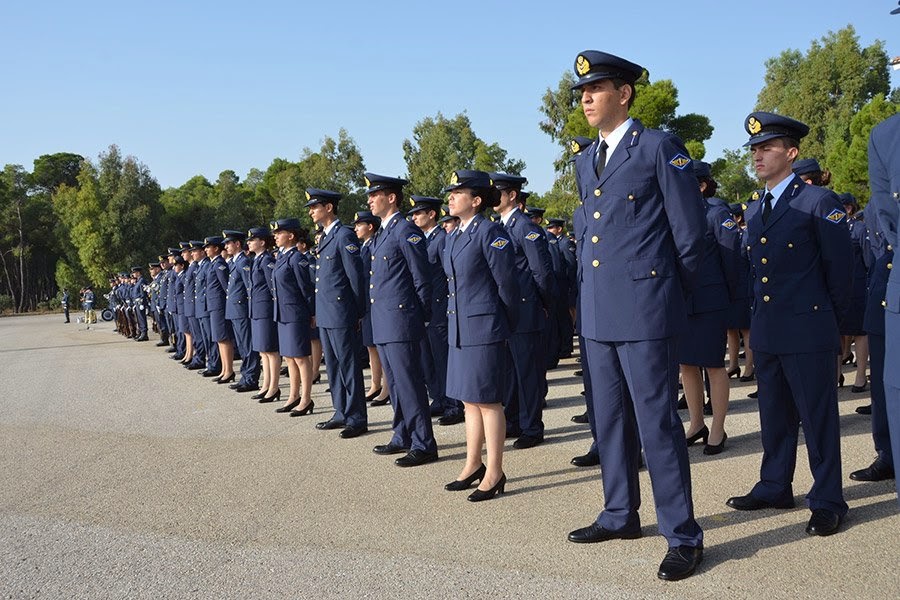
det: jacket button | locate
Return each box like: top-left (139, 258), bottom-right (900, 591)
top-left (593, 211), bottom-right (601, 219)
top-left (371, 256), bottom-right (375, 261)
top-left (315, 277), bottom-right (319, 281)
top-left (592, 236), bottom-right (599, 243)
top-left (889, 263), bottom-right (894, 270)
top-left (889, 245), bottom-right (894, 251)
top-left (787, 243), bottom-right (793, 249)
top-left (813, 305), bottom-right (818, 310)
top-left (760, 237), bottom-right (767, 244)
top-left (761, 258), bottom-right (768, 264)
top-left (883, 300), bottom-right (888, 307)
top-left (337, 296), bottom-right (341, 301)
top-left (651, 270), bottom-right (657, 276)
top-left (370, 284), bottom-right (374, 288)
top-left (314, 288), bottom-right (318, 292)
top-left (370, 299), bottom-right (374, 304)
top-left (316, 265), bottom-right (320, 269)
top-left (369, 270), bottom-right (374, 275)
top-left (627, 194), bottom-right (635, 201)
top-left (761, 276), bottom-right (768, 283)
top-left (399, 304), bottom-right (403, 308)
top-left (763, 295), bottom-right (770, 302)
top-left (594, 189), bottom-right (601, 197)
top-left (592, 259), bottom-right (600, 267)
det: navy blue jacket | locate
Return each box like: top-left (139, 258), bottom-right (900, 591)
top-left (248, 251), bottom-right (276, 321)
top-left (183, 261), bottom-right (197, 318)
top-left (205, 254), bottom-right (229, 312)
top-left (686, 198), bottom-right (742, 314)
top-left (193, 258), bottom-right (209, 318)
top-left (425, 226), bottom-right (449, 328)
top-left (173, 271), bottom-right (186, 315)
top-left (313, 221), bottom-right (365, 328)
top-left (225, 252), bottom-right (251, 320)
top-left (502, 208), bottom-right (557, 333)
top-left (273, 246), bottom-right (315, 324)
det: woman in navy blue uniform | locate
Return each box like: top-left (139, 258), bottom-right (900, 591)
top-left (678, 162), bottom-right (741, 455)
top-left (353, 211), bottom-right (389, 405)
top-left (837, 193), bottom-right (869, 391)
top-left (441, 170), bottom-right (519, 501)
top-left (270, 219), bottom-right (316, 416)
top-left (247, 227), bottom-right (280, 403)
top-left (297, 236), bottom-right (323, 385)
top-left (204, 236), bottom-right (235, 384)
top-left (726, 200), bottom-right (755, 381)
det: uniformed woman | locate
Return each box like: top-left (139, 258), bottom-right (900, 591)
top-left (353, 211), bottom-right (390, 405)
top-left (297, 235), bottom-right (323, 385)
top-left (270, 219), bottom-right (316, 416)
top-left (678, 162), bottom-right (741, 455)
top-left (204, 237), bottom-right (236, 384)
top-left (726, 201), bottom-right (755, 381)
top-left (838, 193), bottom-right (869, 391)
top-left (441, 170), bottom-right (519, 501)
top-left (247, 227), bottom-right (280, 403)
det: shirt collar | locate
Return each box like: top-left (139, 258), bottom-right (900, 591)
top-left (599, 117), bottom-right (635, 161)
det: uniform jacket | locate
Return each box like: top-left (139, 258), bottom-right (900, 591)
top-left (425, 226), bottom-right (449, 328)
top-left (225, 252), bottom-right (251, 320)
top-left (313, 221), bottom-right (365, 328)
top-left (272, 246), bottom-right (314, 324)
top-left (205, 254), bottom-right (229, 312)
top-left (686, 197), bottom-right (742, 314)
top-left (173, 271), bottom-right (186, 315)
top-left (369, 212), bottom-right (432, 344)
top-left (156, 270), bottom-right (168, 311)
top-left (248, 250), bottom-right (276, 321)
top-left (502, 208), bottom-right (557, 333)
top-left (165, 268), bottom-right (178, 313)
top-left (183, 261), bottom-right (197, 318)
top-left (573, 119), bottom-right (706, 341)
top-left (193, 258), bottom-right (210, 317)
top-left (443, 213), bottom-right (519, 347)
top-left (745, 175), bottom-right (852, 354)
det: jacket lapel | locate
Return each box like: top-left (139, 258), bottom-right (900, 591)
top-left (762, 176), bottom-right (804, 232)
top-left (596, 121), bottom-right (643, 188)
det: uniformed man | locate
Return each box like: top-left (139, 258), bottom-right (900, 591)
top-left (546, 217), bottom-right (577, 359)
top-left (492, 172), bottom-right (557, 449)
top-left (408, 195), bottom-right (463, 426)
top-left (867, 108), bottom-right (900, 503)
top-left (153, 258), bottom-right (171, 347)
top-left (130, 266), bottom-right (149, 341)
top-left (306, 188), bottom-right (368, 437)
top-left (438, 207), bottom-right (460, 234)
top-left (223, 230), bottom-right (260, 392)
top-left (61, 288), bottom-right (70, 323)
top-left (184, 240), bottom-right (208, 370)
top-left (165, 248), bottom-right (183, 356)
top-left (726, 112), bottom-right (852, 535)
top-left (366, 173), bottom-right (438, 466)
top-left (565, 50), bottom-right (705, 581)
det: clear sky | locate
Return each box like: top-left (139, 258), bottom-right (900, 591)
top-left (1, 1), bottom-right (898, 194)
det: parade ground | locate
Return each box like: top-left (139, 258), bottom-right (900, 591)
top-left (1, 314), bottom-right (898, 599)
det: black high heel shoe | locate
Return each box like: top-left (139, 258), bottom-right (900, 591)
top-left (258, 389), bottom-right (281, 404)
top-left (685, 425), bottom-right (709, 446)
top-left (216, 373), bottom-right (236, 385)
top-left (275, 398), bottom-right (302, 413)
top-left (839, 373), bottom-right (845, 388)
top-left (311, 374), bottom-right (321, 384)
top-left (445, 464), bottom-right (486, 491)
top-left (739, 371), bottom-right (755, 382)
top-left (290, 401), bottom-right (315, 416)
top-left (727, 366), bottom-right (741, 379)
top-left (468, 473), bottom-right (507, 502)
top-left (371, 395), bottom-right (391, 406)
top-left (365, 388), bottom-right (383, 402)
top-left (841, 352), bottom-right (855, 366)
top-left (703, 432), bottom-right (728, 455)
top-left (250, 391), bottom-right (267, 400)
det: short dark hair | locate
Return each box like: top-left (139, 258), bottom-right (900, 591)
top-left (698, 177), bottom-right (718, 198)
top-left (470, 186), bottom-right (501, 212)
top-left (611, 78), bottom-right (637, 109)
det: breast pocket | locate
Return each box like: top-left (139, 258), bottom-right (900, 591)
top-left (605, 180), bottom-right (655, 227)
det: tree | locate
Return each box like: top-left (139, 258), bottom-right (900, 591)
top-left (756, 25), bottom-right (893, 164)
top-left (710, 149), bottom-right (759, 204)
top-left (296, 129), bottom-right (367, 225)
top-left (31, 153), bottom-right (84, 193)
top-left (211, 169), bottom-right (252, 232)
top-left (159, 175), bottom-right (216, 243)
top-left (403, 112), bottom-right (525, 198)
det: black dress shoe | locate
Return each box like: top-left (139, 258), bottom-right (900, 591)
top-left (311, 374), bottom-right (321, 384)
top-left (851, 383), bottom-right (869, 393)
top-left (373, 442), bottom-right (409, 455)
top-left (370, 395), bottom-right (391, 406)
top-left (841, 351), bottom-right (855, 366)
top-left (339, 424), bottom-right (368, 438)
top-left (468, 473), bottom-right (506, 502)
top-left (685, 425), bottom-right (709, 446)
top-left (513, 435), bottom-right (544, 449)
top-left (250, 391), bottom-right (267, 400)
top-left (156, 340), bottom-right (168, 347)
top-left (573, 369), bottom-right (583, 377)
top-left (216, 373), bottom-right (236, 384)
top-left (228, 383), bottom-right (240, 389)
top-left (748, 389), bottom-right (759, 399)
top-left (135, 333), bottom-right (149, 342)
top-left (726, 494), bottom-right (795, 511)
top-left (289, 401), bottom-right (314, 417)
top-left (234, 384), bottom-right (259, 393)
top-left (657, 545), bottom-right (703, 581)
top-left (571, 412), bottom-right (589, 424)
top-left (166, 347), bottom-right (177, 353)
top-left (567, 523), bottom-right (642, 544)
top-left (437, 413), bottom-right (465, 426)
top-left (275, 398), bottom-right (302, 413)
top-left (186, 363), bottom-right (204, 370)
top-left (366, 388), bottom-right (383, 402)
top-left (677, 394), bottom-right (687, 409)
top-left (202, 371), bottom-right (219, 378)
top-left (727, 366), bottom-right (740, 379)
top-left (739, 372), bottom-right (756, 382)
top-left (445, 464), bottom-right (486, 491)
top-left (571, 453), bottom-right (600, 468)
top-left (395, 449), bottom-right (439, 467)
top-left (849, 459), bottom-right (895, 482)
top-left (805, 509), bottom-right (842, 536)
top-left (315, 419), bottom-right (345, 430)
top-left (855, 404), bottom-right (872, 415)
top-left (171, 354), bottom-right (185, 361)
top-left (703, 432), bottom-right (727, 455)
top-left (258, 390), bottom-right (281, 404)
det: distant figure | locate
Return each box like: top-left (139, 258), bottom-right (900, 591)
top-left (82, 286), bottom-right (95, 325)
top-left (61, 289), bottom-right (70, 323)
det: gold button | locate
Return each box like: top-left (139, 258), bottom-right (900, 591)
top-left (594, 189), bottom-right (602, 197)
top-left (316, 265), bottom-right (320, 269)
top-left (761, 237), bottom-right (767, 244)
top-left (592, 259), bottom-right (600, 267)
top-left (889, 263), bottom-right (894, 270)
top-left (399, 304), bottom-right (403, 308)
top-left (627, 194), bottom-right (635, 201)
top-left (761, 277), bottom-right (768, 283)
top-left (788, 243), bottom-right (793, 249)
top-left (651, 270), bottom-right (657, 276)
top-left (763, 295), bottom-right (770, 302)
top-left (370, 299), bottom-right (374, 304)
top-left (883, 300), bottom-right (888, 307)
top-left (761, 258), bottom-right (768, 264)
top-left (593, 211), bottom-right (601, 219)
top-left (315, 277), bottom-right (319, 281)
top-left (591, 236), bottom-right (599, 243)
top-left (369, 270), bottom-right (373, 275)
top-left (314, 288), bottom-right (318, 292)
top-left (369, 284), bottom-right (373, 288)
top-left (813, 305), bottom-right (819, 310)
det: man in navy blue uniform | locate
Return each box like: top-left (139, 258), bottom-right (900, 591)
top-left (130, 266), bottom-right (149, 342)
top-left (868, 110), bottom-right (900, 503)
top-left (306, 188), bottom-right (368, 438)
top-left (726, 112), bottom-right (852, 535)
top-left (491, 172), bottom-right (557, 449)
top-left (408, 195), bottom-right (464, 426)
top-left (199, 236), bottom-right (226, 378)
top-left (153, 257), bottom-right (171, 347)
top-left (224, 230), bottom-right (260, 392)
top-left (165, 247), bottom-right (183, 357)
top-left (184, 242), bottom-right (206, 369)
top-left (546, 217), bottom-right (577, 360)
top-left (565, 50), bottom-right (706, 581)
top-left (366, 173), bottom-right (439, 466)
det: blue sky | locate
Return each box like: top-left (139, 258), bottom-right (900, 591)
top-left (1, 1), bottom-right (898, 194)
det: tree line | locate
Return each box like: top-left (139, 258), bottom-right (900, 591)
top-left (1, 25), bottom-right (896, 313)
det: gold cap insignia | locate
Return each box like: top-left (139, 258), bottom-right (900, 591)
top-left (270, 221), bottom-right (277, 230)
top-left (741, 203), bottom-right (748, 210)
top-left (751, 191), bottom-right (760, 201)
top-left (440, 209), bottom-right (446, 217)
top-left (364, 176), bottom-right (371, 187)
top-left (576, 55), bottom-right (591, 76)
top-left (354, 212), bottom-right (360, 220)
top-left (489, 178), bottom-right (493, 186)
top-left (748, 117), bottom-right (762, 135)
top-left (410, 198), bottom-right (416, 206)
top-left (450, 172), bottom-right (458, 185)
top-left (305, 191), bottom-right (311, 200)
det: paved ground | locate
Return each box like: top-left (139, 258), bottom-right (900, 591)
top-left (0, 314), bottom-right (898, 599)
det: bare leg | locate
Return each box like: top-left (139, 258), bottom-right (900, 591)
top-left (311, 339), bottom-right (323, 379)
top-left (268, 353), bottom-right (282, 396)
top-left (182, 334), bottom-right (193, 363)
top-left (741, 329), bottom-right (754, 377)
top-left (681, 365), bottom-right (706, 437)
top-left (218, 340), bottom-right (234, 378)
top-left (367, 346), bottom-right (383, 396)
top-left (458, 402), bottom-right (485, 480)
top-left (707, 367), bottom-right (729, 445)
top-left (726, 329), bottom-right (740, 371)
top-left (259, 351), bottom-right (271, 393)
top-left (375, 378), bottom-right (391, 403)
top-left (853, 335), bottom-right (869, 387)
top-left (479, 403), bottom-right (506, 490)
top-left (285, 358), bottom-right (300, 405)
top-left (297, 356), bottom-right (313, 409)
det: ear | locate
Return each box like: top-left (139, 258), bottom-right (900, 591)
top-left (786, 146), bottom-right (800, 162)
top-left (619, 83), bottom-right (633, 107)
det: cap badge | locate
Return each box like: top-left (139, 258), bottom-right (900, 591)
top-left (305, 191), bottom-right (311, 200)
top-left (450, 172), bottom-right (459, 185)
top-left (748, 117), bottom-right (762, 135)
top-left (364, 176), bottom-right (371, 187)
top-left (576, 55), bottom-right (591, 76)
top-left (570, 140), bottom-right (581, 153)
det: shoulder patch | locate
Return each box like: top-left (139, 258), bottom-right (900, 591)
top-left (345, 243), bottom-right (359, 254)
top-left (548, 238), bottom-right (558, 244)
top-left (490, 237), bottom-right (510, 250)
top-left (825, 208), bottom-right (846, 224)
top-left (524, 231), bottom-right (541, 241)
top-left (406, 234), bottom-right (423, 245)
top-left (218, 265), bottom-right (227, 270)
top-left (242, 266), bottom-right (251, 271)
top-left (669, 154), bottom-right (691, 170)
top-left (266, 263), bottom-right (275, 269)
top-left (299, 260), bottom-right (309, 267)
top-left (721, 218), bottom-right (737, 230)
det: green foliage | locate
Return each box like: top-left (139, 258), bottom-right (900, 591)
top-left (159, 175), bottom-right (216, 242)
top-left (403, 112), bottom-right (525, 197)
top-left (756, 25), bottom-right (892, 164)
top-left (827, 94), bottom-right (900, 204)
top-left (710, 148), bottom-right (759, 203)
top-left (32, 153), bottom-right (84, 193)
top-left (296, 128), bottom-right (367, 225)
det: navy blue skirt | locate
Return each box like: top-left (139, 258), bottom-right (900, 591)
top-left (251, 317), bottom-right (279, 353)
top-left (677, 309), bottom-right (727, 368)
top-left (446, 341), bottom-right (508, 404)
top-left (727, 297), bottom-right (751, 330)
top-left (839, 294), bottom-right (867, 336)
top-left (361, 312), bottom-right (374, 347)
top-left (278, 320), bottom-right (311, 358)
top-left (209, 309), bottom-right (233, 342)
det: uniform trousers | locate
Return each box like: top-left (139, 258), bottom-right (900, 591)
top-left (135, 306), bottom-right (148, 334)
top-left (583, 337), bottom-right (703, 548)
top-left (378, 341), bottom-right (438, 453)
top-left (424, 323), bottom-right (461, 416)
top-left (503, 331), bottom-right (545, 439)
top-left (580, 335), bottom-right (599, 461)
top-left (231, 317), bottom-right (260, 386)
top-left (752, 350), bottom-right (848, 516)
top-left (198, 316), bottom-right (221, 372)
top-left (188, 317), bottom-right (205, 364)
top-left (320, 326), bottom-right (367, 428)
top-left (884, 309), bottom-right (900, 502)
top-left (868, 334), bottom-right (893, 469)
